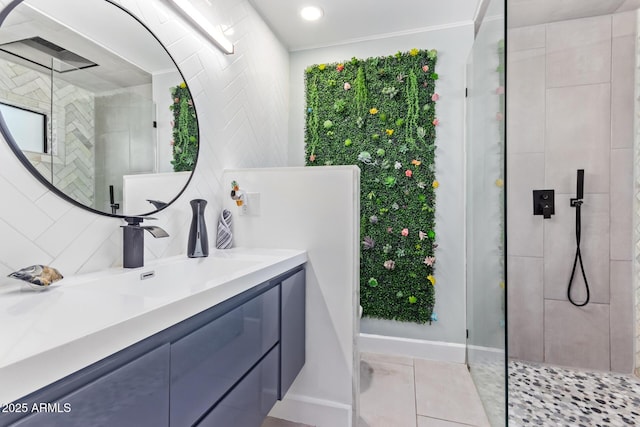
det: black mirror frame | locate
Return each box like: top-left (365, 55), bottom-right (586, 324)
top-left (0, 0), bottom-right (200, 218)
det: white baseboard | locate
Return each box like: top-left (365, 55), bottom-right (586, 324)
top-left (467, 344), bottom-right (505, 364)
top-left (268, 393), bottom-right (353, 427)
top-left (359, 333), bottom-right (466, 363)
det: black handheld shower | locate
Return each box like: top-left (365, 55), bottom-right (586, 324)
top-left (571, 169), bottom-right (584, 206)
top-left (567, 169), bottom-right (590, 306)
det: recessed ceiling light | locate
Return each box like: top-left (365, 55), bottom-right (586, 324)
top-left (300, 6), bottom-right (323, 21)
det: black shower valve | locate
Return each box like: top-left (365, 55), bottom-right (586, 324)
top-left (533, 189), bottom-right (555, 219)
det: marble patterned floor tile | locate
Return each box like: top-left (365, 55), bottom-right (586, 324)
top-left (509, 360), bottom-right (640, 426)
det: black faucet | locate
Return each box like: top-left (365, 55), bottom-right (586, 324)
top-left (121, 217), bottom-right (169, 268)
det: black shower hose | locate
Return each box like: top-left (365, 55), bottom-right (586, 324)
top-left (567, 201), bottom-right (590, 306)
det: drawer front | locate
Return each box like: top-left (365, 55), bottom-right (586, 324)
top-left (279, 269), bottom-right (306, 398)
top-left (197, 344), bottom-right (279, 427)
top-left (10, 344), bottom-right (170, 427)
top-left (170, 286), bottom-right (279, 427)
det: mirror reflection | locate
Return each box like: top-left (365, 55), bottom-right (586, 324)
top-left (0, 0), bottom-right (198, 216)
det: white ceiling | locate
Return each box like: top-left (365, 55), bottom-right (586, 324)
top-left (249, 0), bottom-right (640, 49)
top-left (249, 0), bottom-right (483, 51)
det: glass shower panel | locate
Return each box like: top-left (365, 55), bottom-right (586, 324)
top-left (465, 0), bottom-right (506, 425)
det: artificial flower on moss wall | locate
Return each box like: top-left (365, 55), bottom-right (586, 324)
top-left (170, 82), bottom-right (198, 172)
top-left (304, 49), bottom-right (439, 324)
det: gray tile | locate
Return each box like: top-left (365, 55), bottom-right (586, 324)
top-left (359, 359), bottom-right (416, 427)
top-left (507, 256), bottom-right (544, 362)
top-left (610, 149), bottom-right (633, 261)
top-left (508, 0), bottom-right (616, 29)
top-left (611, 36), bottom-right (635, 149)
top-left (507, 49), bottom-right (545, 154)
top-left (506, 153), bottom-right (545, 257)
top-left (612, 10), bottom-right (637, 37)
top-left (616, 0), bottom-right (640, 13)
top-left (507, 25), bottom-right (545, 51)
top-left (414, 359), bottom-right (490, 427)
top-left (546, 15), bottom-right (611, 87)
top-left (610, 261), bottom-right (634, 373)
top-left (545, 84), bottom-right (610, 194)
top-left (544, 193), bottom-right (610, 304)
top-left (544, 300), bottom-right (610, 370)
top-left (417, 416), bottom-right (474, 427)
top-left (361, 352), bottom-right (414, 367)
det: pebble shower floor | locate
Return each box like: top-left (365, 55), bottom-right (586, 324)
top-left (508, 360), bottom-right (640, 426)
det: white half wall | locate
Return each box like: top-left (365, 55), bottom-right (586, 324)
top-left (288, 24), bottom-right (474, 345)
top-left (122, 171), bottom-right (190, 215)
top-left (222, 166), bottom-right (360, 427)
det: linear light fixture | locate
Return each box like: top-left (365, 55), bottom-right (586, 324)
top-left (169, 0), bottom-right (234, 54)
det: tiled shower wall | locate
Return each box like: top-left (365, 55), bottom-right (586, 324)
top-left (507, 11), bottom-right (635, 372)
top-left (0, 60), bottom-right (96, 207)
top-left (0, 0), bottom-right (289, 276)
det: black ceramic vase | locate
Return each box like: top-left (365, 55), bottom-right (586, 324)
top-left (187, 199), bottom-right (209, 258)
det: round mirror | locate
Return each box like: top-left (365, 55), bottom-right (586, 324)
top-left (0, 0), bottom-right (199, 217)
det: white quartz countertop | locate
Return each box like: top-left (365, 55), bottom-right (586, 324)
top-left (0, 248), bottom-right (307, 404)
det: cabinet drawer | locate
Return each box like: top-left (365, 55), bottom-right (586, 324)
top-left (197, 344), bottom-right (279, 427)
top-left (11, 344), bottom-right (170, 427)
top-left (170, 286), bottom-right (279, 427)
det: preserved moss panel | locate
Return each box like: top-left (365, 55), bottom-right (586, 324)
top-left (304, 49), bottom-right (440, 323)
top-left (170, 82), bottom-right (198, 172)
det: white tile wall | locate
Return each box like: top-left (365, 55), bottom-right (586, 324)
top-left (0, 0), bottom-right (289, 276)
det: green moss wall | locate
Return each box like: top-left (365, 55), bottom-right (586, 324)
top-left (304, 49), bottom-right (440, 323)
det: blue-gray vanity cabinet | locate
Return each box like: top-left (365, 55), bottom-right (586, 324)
top-left (2, 265), bottom-right (305, 427)
top-left (170, 285), bottom-right (279, 427)
top-left (197, 345), bottom-right (279, 427)
top-left (10, 344), bottom-right (170, 427)
top-left (278, 269), bottom-right (305, 399)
